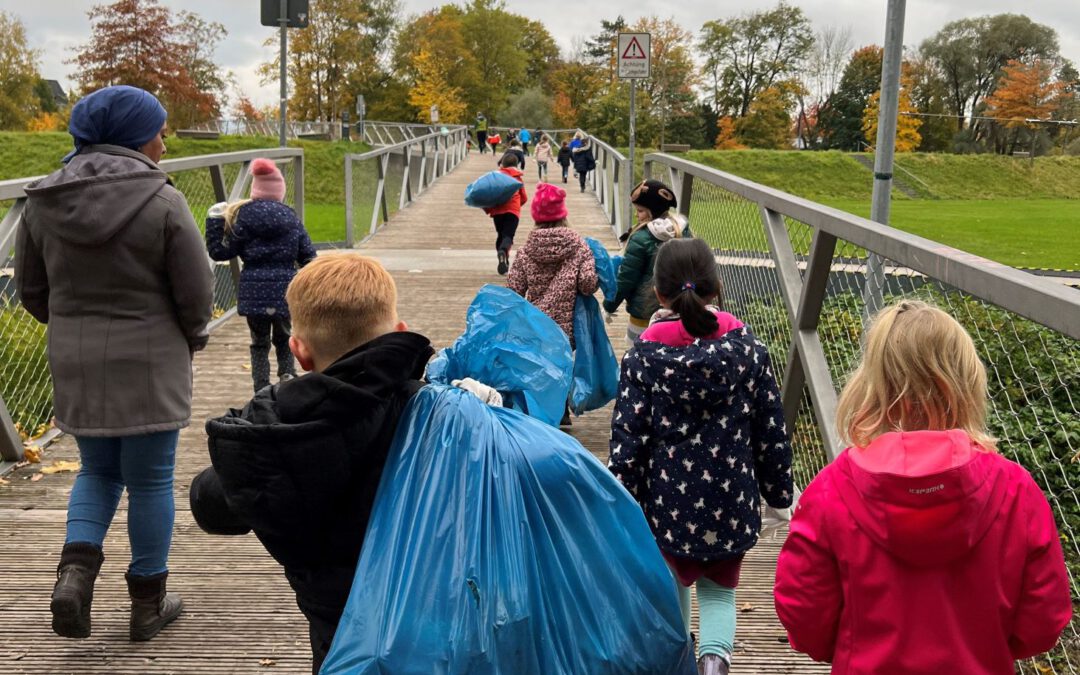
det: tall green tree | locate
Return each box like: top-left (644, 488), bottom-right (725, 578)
top-left (520, 20), bottom-right (560, 87)
top-left (921, 14), bottom-right (1059, 131)
top-left (0, 11), bottom-right (41, 130)
top-left (458, 0), bottom-right (529, 119)
top-left (698, 2), bottom-right (814, 117)
top-left (817, 45), bottom-right (882, 150)
top-left (584, 16), bottom-right (627, 84)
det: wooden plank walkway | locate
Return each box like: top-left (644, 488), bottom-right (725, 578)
top-left (0, 151), bottom-right (827, 674)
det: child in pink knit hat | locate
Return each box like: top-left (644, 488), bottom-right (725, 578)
top-left (205, 158), bottom-right (317, 392)
top-left (507, 183), bottom-right (599, 426)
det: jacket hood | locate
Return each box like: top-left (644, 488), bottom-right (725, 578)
top-left (23, 145), bottom-right (168, 246)
top-left (834, 430), bottom-right (1009, 567)
top-left (207, 332), bottom-right (433, 434)
top-left (646, 213), bottom-right (688, 242)
top-left (633, 324), bottom-right (762, 401)
top-left (524, 226), bottom-right (582, 265)
top-left (500, 167), bottom-right (524, 179)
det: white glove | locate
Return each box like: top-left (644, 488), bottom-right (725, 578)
top-left (452, 378), bottom-right (503, 407)
top-left (208, 201), bottom-right (228, 219)
top-left (760, 485), bottom-right (801, 535)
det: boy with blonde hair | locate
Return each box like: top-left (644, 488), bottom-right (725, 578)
top-left (190, 253), bottom-right (434, 674)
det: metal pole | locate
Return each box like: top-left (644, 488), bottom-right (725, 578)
top-left (863, 0), bottom-right (906, 319)
top-left (628, 80), bottom-right (637, 186)
top-left (278, 0), bottom-right (288, 148)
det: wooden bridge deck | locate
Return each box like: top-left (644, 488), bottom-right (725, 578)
top-left (0, 152), bottom-right (827, 674)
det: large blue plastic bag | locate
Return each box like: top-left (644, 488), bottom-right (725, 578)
top-left (586, 237), bottom-right (619, 303)
top-left (570, 294), bottom-right (619, 415)
top-left (320, 385), bottom-right (696, 675)
top-left (464, 171), bottom-right (522, 208)
top-left (427, 285), bottom-right (571, 427)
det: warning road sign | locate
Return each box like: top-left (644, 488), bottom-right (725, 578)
top-left (618, 33), bottom-right (651, 79)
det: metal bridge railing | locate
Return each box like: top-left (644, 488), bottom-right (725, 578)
top-left (0, 147), bottom-right (304, 466)
top-left (345, 126), bottom-right (469, 247)
top-left (645, 151), bottom-right (1080, 674)
top-left (361, 121), bottom-right (454, 147)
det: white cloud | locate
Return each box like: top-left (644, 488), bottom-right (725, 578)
top-left (6, 0), bottom-right (1078, 112)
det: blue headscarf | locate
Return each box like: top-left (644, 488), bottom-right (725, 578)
top-left (64, 85), bottom-right (167, 163)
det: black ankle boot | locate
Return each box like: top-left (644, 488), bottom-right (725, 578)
top-left (51, 542), bottom-right (104, 638)
top-left (126, 571), bottom-right (183, 641)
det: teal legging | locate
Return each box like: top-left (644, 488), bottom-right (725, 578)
top-left (673, 577), bottom-right (736, 659)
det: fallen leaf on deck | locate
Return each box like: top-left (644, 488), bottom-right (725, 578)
top-left (41, 460), bottom-right (81, 475)
top-left (259, 659), bottom-right (277, 667)
top-left (738, 602), bottom-right (755, 612)
top-left (0, 478), bottom-right (9, 486)
top-left (22, 446), bottom-right (42, 463)
top-left (30, 473), bottom-right (43, 482)
top-left (242, 364), bottom-right (251, 371)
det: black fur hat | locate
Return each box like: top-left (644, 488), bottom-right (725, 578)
top-left (630, 179), bottom-right (678, 218)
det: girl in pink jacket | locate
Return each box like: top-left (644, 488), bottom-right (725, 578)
top-left (774, 300), bottom-right (1071, 674)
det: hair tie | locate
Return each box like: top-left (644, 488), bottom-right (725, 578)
top-left (682, 282), bottom-right (696, 292)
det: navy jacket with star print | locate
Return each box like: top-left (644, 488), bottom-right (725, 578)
top-left (608, 324), bottom-right (794, 561)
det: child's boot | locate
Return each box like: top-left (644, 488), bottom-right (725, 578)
top-left (51, 542), bottom-right (104, 638)
top-left (697, 654), bottom-right (730, 675)
top-left (126, 571), bottom-right (183, 641)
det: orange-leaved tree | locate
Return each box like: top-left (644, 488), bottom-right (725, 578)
top-left (985, 58), bottom-right (1069, 129)
top-left (408, 48), bottom-right (468, 124)
top-left (862, 74), bottom-right (923, 152)
top-left (714, 117), bottom-right (746, 150)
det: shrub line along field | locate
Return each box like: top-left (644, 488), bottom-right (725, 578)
top-left (2, 134), bottom-right (1078, 269)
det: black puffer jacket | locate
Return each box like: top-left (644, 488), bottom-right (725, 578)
top-left (191, 332), bottom-right (433, 631)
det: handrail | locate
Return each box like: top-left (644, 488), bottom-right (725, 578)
top-left (586, 135), bottom-right (631, 239)
top-left (645, 152), bottom-right (1080, 340)
top-left (345, 126), bottom-right (470, 246)
top-left (0, 148), bottom-right (304, 201)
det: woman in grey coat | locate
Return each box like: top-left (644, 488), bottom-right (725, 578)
top-left (15, 85), bottom-right (213, 642)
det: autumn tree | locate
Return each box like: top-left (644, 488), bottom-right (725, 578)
top-left (408, 48), bottom-right (467, 123)
top-left (817, 45), bottom-right (883, 150)
top-left (632, 16), bottom-right (700, 145)
top-left (714, 116), bottom-right (746, 149)
top-left (584, 16), bottom-right (628, 84)
top-left (985, 58), bottom-right (1070, 155)
top-left (862, 75), bottom-right (923, 152)
top-left (921, 14), bottom-right (1059, 131)
top-left (232, 92), bottom-right (264, 122)
top-left (699, 2), bottom-right (814, 117)
top-left (735, 84), bottom-right (797, 149)
top-left (547, 60), bottom-right (606, 128)
top-left (263, 0), bottom-right (399, 124)
top-left (500, 88), bottom-right (553, 129)
top-left (70, 0), bottom-right (224, 127)
top-left (0, 11), bottom-right (42, 130)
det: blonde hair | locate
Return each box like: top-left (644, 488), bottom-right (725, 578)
top-left (222, 199), bottom-right (252, 235)
top-left (836, 300), bottom-right (996, 450)
top-left (285, 253), bottom-right (398, 363)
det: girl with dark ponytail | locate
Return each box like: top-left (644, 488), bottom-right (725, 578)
top-left (607, 237), bottom-right (794, 675)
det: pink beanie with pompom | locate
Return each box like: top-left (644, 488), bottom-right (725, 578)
top-left (531, 182), bottom-right (568, 223)
top-left (250, 158), bottom-right (286, 201)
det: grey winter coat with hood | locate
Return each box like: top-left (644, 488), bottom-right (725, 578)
top-left (16, 145), bottom-right (214, 436)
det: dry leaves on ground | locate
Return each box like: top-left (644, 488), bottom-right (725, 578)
top-left (739, 602), bottom-right (755, 612)
top-left (40, 460), bottom-right (80, 475)
top-left (259, 658), bottom-right (277, 667)
top-left (22, 446), bottom-right (42, 463)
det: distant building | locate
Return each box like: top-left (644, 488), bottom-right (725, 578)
top-left (44, 80), bottom-right (68, 109)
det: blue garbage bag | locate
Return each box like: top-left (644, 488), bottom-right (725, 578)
top-left (586, 237), bottom-right (619, 303)
top-left (570, 294), bottom-right (620, 415)
top-left (320, 385), bottom-right (696, 675)
top-left (427, 285), bottom-right (571, 427)
top-left (464, 170), bottom-right (523, 208)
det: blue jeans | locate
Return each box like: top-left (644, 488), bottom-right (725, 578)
top-left (66, 431), bottom-right (179, 576)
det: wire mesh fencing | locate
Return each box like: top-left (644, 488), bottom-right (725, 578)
top-left (649, 152), bottom-right (1080, 674)
top-left (0, 148), bottom-right (303, 460)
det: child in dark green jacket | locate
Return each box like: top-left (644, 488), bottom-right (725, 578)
top-left (603, 179), bottom-right (691, 346)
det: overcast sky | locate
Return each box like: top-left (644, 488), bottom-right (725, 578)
top-left (6, 0), bottom-right (1079, 111)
